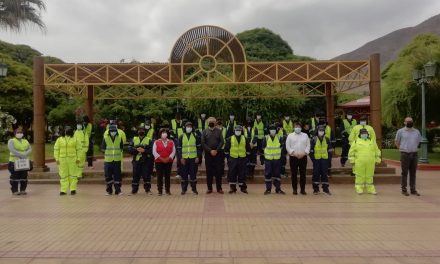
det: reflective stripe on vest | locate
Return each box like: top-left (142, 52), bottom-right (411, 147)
top-left (104, 135), bottom-right (122, 162)
top-left (230, 135), bottom-right (246, 158)
top-left (314, 137), bottom-right (329, 160)
top-left (311, 118), bottom-right (316, 130)
top-left (253, 120), bottom-right (264, 140)
top-left (182, 133), bottom-right (197, 159)
top-left (9, 138), bottom-right (30, 162)
top-left (264, 135), bottom-right (281, 160)
top-left (133, 136), bottom-right (151, 161)
top-left (197, 118), bottom-right (208, 131)
top-left (283, 120), bottom-right (293, 134)
top-left (343, 119), bottom-right (357, 134)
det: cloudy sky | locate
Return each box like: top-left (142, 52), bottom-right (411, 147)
top-left (1, 0), bottom-right (439, 63)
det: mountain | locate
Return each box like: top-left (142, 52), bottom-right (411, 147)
top-left (332, 14), bottom-right (440, 69)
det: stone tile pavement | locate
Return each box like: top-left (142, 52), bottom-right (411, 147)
top-left (1, 165), bottom-right (440, 263)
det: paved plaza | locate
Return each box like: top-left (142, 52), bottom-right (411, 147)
top-left (1, 163), bottom-right (440, 263)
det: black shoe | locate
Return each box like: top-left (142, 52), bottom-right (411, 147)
top-left (71, 190), bottom-right (76, 195)
top-left (241, 189), bottom-right (248, 194)
top-left (411, 191), bottom-right (421, 196)
top-left (292, 190), bottom-right (298, 195)
top-left (145, 191), bottom-right (153, 195)
top-left (166, 191), bottom-right (171, 195)
top-left (402, 190), bottom-right (410, 196)
top-left (19, 191), bottom-right (27, 195)
top-left (264, 190), bottom-right (271, 195)
top-left (12, 192), bottom-right (20, 196)
top-left (206, 190), bottom-right (213, 194)
top-left (228, 189), bottom-right (236, 194)
top-left (60, 192), bottom-right (67, 196)
top-left (324, 190), bottom-right (332, 195)
top-left (277, 190), bottom-right (286, 195)
top-left (313, 191), bottom-right (319, 195)
top-left (193, 190), bottom-right (198, 195)
top-left (181, 191), bottom-right (186, 195)
top-left (300, 191), bottom-right (307, 195)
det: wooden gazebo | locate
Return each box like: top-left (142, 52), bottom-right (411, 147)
top-left (32, 25), bottom-right (382, 171)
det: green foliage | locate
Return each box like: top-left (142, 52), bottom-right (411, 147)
top-left (0, 0), bottom-right (46, 32)
top-left (46, 97), bottom-right (82, 126)
top-left (0, 106), bottom-right (16, 138)
top-left (381, 34), bottom-right (440, 127)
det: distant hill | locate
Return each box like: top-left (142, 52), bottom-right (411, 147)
top-left (332, 14), bottom-right (440, 69)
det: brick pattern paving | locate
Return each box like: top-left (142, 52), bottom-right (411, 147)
top-left (1, 168), bottom-right (440, 263)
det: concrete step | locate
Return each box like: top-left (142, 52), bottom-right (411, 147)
top-left (28, 174), bottom-right (400, 185)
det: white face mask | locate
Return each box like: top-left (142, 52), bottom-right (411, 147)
top-left (318, 131), bottom-right (325, 137)
top-left (230, 116), bottom-right (234, 121)
top-left (256, 115), bottom-right (261, 120)
top-left (294, 127), bottom-right (301, 134)
top-left (201, 114), bottom-right (206, 119)
top-left (361, 134), bottom-right (368, 139)
top-left (285, 116), bottom-right (290, 120)
top-left (76, 125), bottom-right (82, 130)
top-left (360, 121), bottom-right (367, 125)
top-left (269, 130), bottom-right (276, 136)
top-left (15, 133), bottom-right (24, 139)
top-left (110, 131), bottom-right (117, 137)
top-left (161, 133), bottom-right (168, 139)
top-left (145, 125), bottom-right (150, 129)
top-left (347, 115), bottom-right (352, 120)
top-left (234, 131), bottom-right (241, 136)
top-left (185, 127), bottom-right (192, 133)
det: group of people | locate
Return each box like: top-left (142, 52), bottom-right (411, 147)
top-left (6, 112), bottom-right (422, 198)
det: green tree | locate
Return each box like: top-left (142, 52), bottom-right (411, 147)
top-left (0, 0), bottom-right (46, 32)
top-left (381, 34), bottom-right (440, 127)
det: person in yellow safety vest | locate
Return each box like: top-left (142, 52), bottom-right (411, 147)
top-left (170, 113), bottom-right (184, 140)
top-left (54, 126), bottom-right (81, 195)
top-left (315, 117), bottom-right (335, 176)
top-left (128, 125), bottom-right (154, 195)
top-left (309, 111), bottom-right (323, 137)
top-left (216, 119), bottom-right (227, 180)
top-left (282, 114), bottom-right (294, 134)
top-left (262, 124), bottom-right (286, 195)
top-left (309, 126), bottom-right (333, 195)
top-left (197, 113), bottom-right (208, 133)
top-left (83, 116), bottom-right (94, 169)
top-left (244, 118), bottom-right (257, 179)
top-left (224, 125), bottom-right (251, 194)
top-left (253, 113), bottom-right (266, 166)
top-left (177, 121), bottom-right (202, 195)
top-left (349, 115), bottom-right (376, 144)
top-left (8, 127), bottom-right (32, 195)
top-left (349, 128), bottom-right (381, 195)
top-left (142, 120), bottom-right (156, 176)
top-left (104, 120), bottom-right (127, 172)
top-left (225, 113), bottom-right (237, 139)
top-left (74, 121), bottom-right (89, 179)
top-left (339, 111), bottom-right (357, 167)
top-left (101, 124), bottom-right (124, 195)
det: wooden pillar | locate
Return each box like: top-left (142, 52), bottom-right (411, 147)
top-left (33, 57), bottom-right (49, 172)
top-left (369, 53), bottom-right (382, 150)
top-left (325, 82), bottom-right (335, 129)
top-left (85, 85), bottom-right (94, 122)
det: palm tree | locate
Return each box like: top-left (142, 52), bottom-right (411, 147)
top-left (0, 0), bottom-right (46, 32)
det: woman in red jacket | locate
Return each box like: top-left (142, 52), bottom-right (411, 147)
top-left (153, 128), bottom-right (175, 195)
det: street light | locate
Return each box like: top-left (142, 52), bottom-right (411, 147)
top-left (412, 61), bottom-right (437, 164)
top-left (0, 62), bottom-right (8, 77)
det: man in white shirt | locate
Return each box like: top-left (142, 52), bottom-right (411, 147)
top-left (286, 122), bottom-right (310, 195)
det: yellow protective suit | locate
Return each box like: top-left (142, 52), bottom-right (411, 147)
top-left (74, 129), bottom-right (89, 178)
top-left (54, 136), bottom-right (81, 193)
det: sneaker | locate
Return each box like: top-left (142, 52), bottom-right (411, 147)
top-left (228, 189), bottom-right (236, 194)
top-left (12, 192), bottom-right (20, 196)
top-left (411, 191), bottom-right (421, 196)
top-left (105, 192), bottom-right (112, 196)
top-left (300, 191), bottom-right (307, 195)
top-left (192, 191), bottom-right (199, 195)
top-left (292, 190), bottom-right (298, 195)
top-left (368, 191), bottom-right (377, 195)
top-left (313, 191), bottom-right (319, 195)
top-left (206, 190), bottom-right (213, 194)
top-left (19, 191), bottom-right (27, 195)
top-left (241, 189), bottom-right (248, 194)
top-left (402, 190), bottom-right (410, 196)
top-left (145, 191), bottom-right (153, 195)
top-left (71, 190), bottom-right (76, 195)
top-left (277, 190), bottom-right (286, 195)
top-left (117, 192), bottom-right (123, 196)
top-left (264, 190), bottom-right (271, 195)
top-left (217, 190), bottom-right (224, 194)
top-left (181, 191), bottom-right (186, 195)
top-left (323, 190), bottom-right (332, 195)
top-left (60, 192), bottom-right (67, 196)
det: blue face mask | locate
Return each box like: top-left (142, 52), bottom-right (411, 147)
top-left (360, 134), bottom-right (368, 139)
top-left (294, 127), bottom-right (301, 134)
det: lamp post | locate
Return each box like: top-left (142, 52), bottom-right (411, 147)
top-left (412, 61), bottom-right (437, 164)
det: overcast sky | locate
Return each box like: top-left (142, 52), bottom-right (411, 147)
top-left (1, 0), bottom-right (439, 63)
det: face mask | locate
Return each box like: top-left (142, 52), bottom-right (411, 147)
top-left (161, 133), bottom-right (168, 139)
top-left (318, 131), bottom-right (325, 137)
top-left (110, 131), bottom-right (117, 137)
top-left (201, 114), bottom-right (206, 119)
top-left (234, 131), bottom-right (241, 136)
top-left (294, 127), bottom-right (302, 134)
top-left (360, 134), bottom-right (368, 139)
top-left (256, 115), bottom-right (261, 120)
top-left (285, 116), bottom-right (290, 120)
top-left (76, 125), bottom-right (82, 130)
top-left (138, 131), bottom-right (145, 137)
top-left (360, 121), bottom-right (367, 125)
top-left (269, 130), bottom-right (276, 136)
top-left (185, 127), bottom-right (192, 133)
top-left (208, 122), bottom-right (215, 128)
top-left (145, 125), bottom-right (150, 129)
top-left (230, 116), bottom-right (234, 121)
top-left (406, 122), bottom-right (413, 128)
top-left (347, 115), bottom-right (352, 120)
top-left (15, 133), bottom-right (23, 139)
